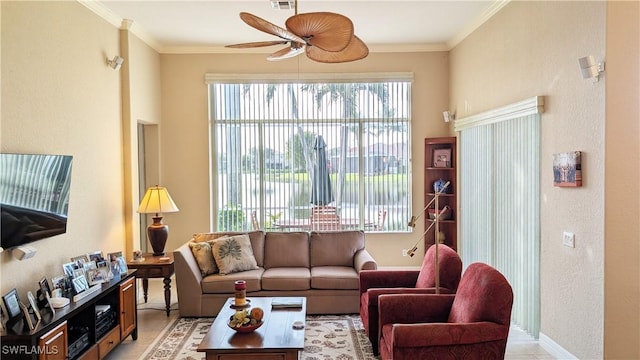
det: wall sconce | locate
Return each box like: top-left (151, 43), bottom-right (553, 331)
top-left (106, 55), bottom-right (124, 70)
top-left (578, 55), bottom-right (604, 82)
top-left (442, 110), bottom-right (456, 123)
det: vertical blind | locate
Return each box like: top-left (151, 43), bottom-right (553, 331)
top-left (457, 97), bottom-right (543, 338)
top-left (207, 74), bottom-right (412, 233)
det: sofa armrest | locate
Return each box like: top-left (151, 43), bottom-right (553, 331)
top-left (354, 249), bottom-right (377, 272)
top-left (359, 270), bottom-right (420, 297)
top-left (173, 242), bottom-right (204, 317)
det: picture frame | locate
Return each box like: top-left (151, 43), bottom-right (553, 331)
top-left (38, 277), bottom-right (52, 298)
top-left (51, 275), bottom-right (69, 297)
top-left (72, 268), bottom-right (89, 293)
top-left (86, 268), bottom-right (106, 286)
top-left (553, 151), bottom-right (582, 187)
top-left (62, 262), bottom-right (77, 277)
top-left (108, 251), bottom-right (128, 276)
top-left (20, 301), bottom-right (35, 331)
top-left (2, 288), bottom-right (23, 319)
top-left (433, 148), bottom-right (452, 168)
top-left (87, 250), bottom-right (104, 263)
top-left (27, 291), bottom-right (42, 322)
top-left (71, 254), bottom-right (89, 264)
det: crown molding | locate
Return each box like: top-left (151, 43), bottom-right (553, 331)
top-left (447, 0), bottom-right (510, 50)
top-left (78, 0), bottom-right (162, 52)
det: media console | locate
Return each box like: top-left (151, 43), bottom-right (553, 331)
top-left (1, 271), bottom-right (137, 360)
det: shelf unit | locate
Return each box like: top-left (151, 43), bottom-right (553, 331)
top-left (1, 271), bottom-right (137, 360)
top-left (424, 136), bottom-right (457, 251)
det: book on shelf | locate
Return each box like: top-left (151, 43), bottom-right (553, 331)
top-left (271, 297), bottom-right (303, 309)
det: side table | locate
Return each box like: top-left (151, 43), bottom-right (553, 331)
top-left (127, 253), bottom-right (175, 316)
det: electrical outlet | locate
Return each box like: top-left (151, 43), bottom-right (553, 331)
top-left (402, 249), bottom-right (408, 257)
top-left (563, 231), bottom-right (575, 248)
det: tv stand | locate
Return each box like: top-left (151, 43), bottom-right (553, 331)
top-left (1, 271), bottom-right (137, 360)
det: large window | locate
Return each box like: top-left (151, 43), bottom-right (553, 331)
top-left (208, 74), bottom-right (412, 233)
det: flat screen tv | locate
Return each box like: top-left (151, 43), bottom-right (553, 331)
top-left (0, 153), bottom-right (73, 250)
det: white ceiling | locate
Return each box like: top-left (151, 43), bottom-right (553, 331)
top-left (87, 1), bottom-right (507, 54)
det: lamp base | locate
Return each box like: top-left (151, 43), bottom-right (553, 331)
top-left (148, 216), bottom-right (169, 256)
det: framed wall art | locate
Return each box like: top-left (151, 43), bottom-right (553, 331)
top-left (433, 148), bottom-right (452, 168)
top-left (553, 151), bottom-right (582, 187)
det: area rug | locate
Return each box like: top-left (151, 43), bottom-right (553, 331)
top-left (138, 314), bottom-right (378, 360)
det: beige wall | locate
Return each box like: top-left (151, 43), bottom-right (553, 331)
top-left (0, 2), bottom-right (161, 302)
top-left (450, 1), bottom-right (638, 358)
top-left (120, 28), bottom-right (163, 257)
top-left (159, 52), bottom-right (451, 265)
top-left (0, 2), bottom-right (126, 293)
top-left (604, 2), bottom-right (640, 358)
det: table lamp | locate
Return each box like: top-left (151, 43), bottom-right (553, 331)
top-left (137, 185), bottom-right (179, 256)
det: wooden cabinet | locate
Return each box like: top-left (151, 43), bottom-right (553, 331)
top-left (119, 277), bottom-right (136, 341)
top-left (424, 137), bottom-right (457, 251)
top-left (38, 321), bottom-right (67, 360)
top-left (1, 271), bottom-right (137, 360)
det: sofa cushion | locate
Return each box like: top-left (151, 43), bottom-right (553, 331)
top-left (311, 266), bottom-right (359, 290)
top-left (193, 231), bottom-right (265, 267)
top-left (263, 232), bottom-right (309, 269)
top-left (262, 267), bottom-right (311, 290)
top-left (211, 234), bottom-right (259, 275)
top-left (188, 241), bottom-right (218, 276)
top-left (201, 268), bottom-right (263, 294)
top-left (309, 230), bottom-right (365, 267)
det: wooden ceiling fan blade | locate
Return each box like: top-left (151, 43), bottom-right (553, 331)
top-left (286, 12), bottom-right (354, 52)
top-left (226, 41), bottom-right (288, 49)
top-left (239, 12), bottom-right (305, 43)
top-left (267, 45), bottom-right (306, 61)
top-left (306, 35), bottom-right (369, 63)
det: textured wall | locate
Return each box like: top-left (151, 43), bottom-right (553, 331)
top-left (1, 2), bottom-right (125, 295)
top-left (449, 1), bottom-right (606, 358)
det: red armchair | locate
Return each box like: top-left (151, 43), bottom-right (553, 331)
top-left (377, 262), bottom-right (514, 360)
top-left (359, 244), bottom-right (462, 355)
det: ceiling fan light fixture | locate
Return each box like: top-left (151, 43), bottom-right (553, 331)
top-left (271, 0), bottom-right (295, 10)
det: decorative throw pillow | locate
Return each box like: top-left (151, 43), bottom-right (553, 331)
top-left (211, 234), bottom-right (259, 275)
top-left (189, 241), bottom-right (218, 276)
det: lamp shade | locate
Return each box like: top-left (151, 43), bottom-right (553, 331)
top-left (137, 186), bottom-right (179, 215)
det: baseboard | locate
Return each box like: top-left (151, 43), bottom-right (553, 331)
top-left (539, 332), bottom-right (578, 359)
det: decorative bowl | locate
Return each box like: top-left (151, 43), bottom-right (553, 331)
top-left (227, 319), bottom-right (263, 333)
top-left (428, 206), bottom-right (452, 220)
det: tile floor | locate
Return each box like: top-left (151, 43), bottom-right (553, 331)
top-left (106, 277), bottom-right (554, 360)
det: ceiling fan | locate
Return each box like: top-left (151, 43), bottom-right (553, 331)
top-left (225, 2), bottom-right (369, 63)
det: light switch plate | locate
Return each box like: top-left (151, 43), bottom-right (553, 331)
top-left (563, 231), bottom-right (575, 248)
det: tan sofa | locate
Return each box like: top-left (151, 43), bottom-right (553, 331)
top-left (174, 230), bottom-right (377, 317)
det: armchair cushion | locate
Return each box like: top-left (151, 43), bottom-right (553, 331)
top-left (415, 244), bottom-right (462, 289)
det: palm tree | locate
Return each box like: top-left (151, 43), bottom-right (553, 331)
top-left (301, 83), bottom-right (390, 207)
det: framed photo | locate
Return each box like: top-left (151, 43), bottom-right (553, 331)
top-left (62, 262), bottom-right (77, 277)
top-left (72, 268), bottom-right (89, 293)
top-left (51, 275), bottom-right (69, 298)
top-left (2, 289), bottom-right (23, 319)
top-left (433, 148), bottom-right (452, 168)
top-left (553, 151), bottom-right (582, 187)
top-left (20, 302), bottom-right (35, 331)
top-left (27, 291), bottom-right (42, 322)
top-left (71, 255), bottom-right (89, 264)
top-left (108, 251), bottom-right (128, 276)
top-left (87, 250), bottom-right (104, 263)
top-left (86, 268), bottom-right (106, 286)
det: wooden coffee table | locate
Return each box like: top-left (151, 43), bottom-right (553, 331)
top-left (198, 297), bottom-right (306, 360)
